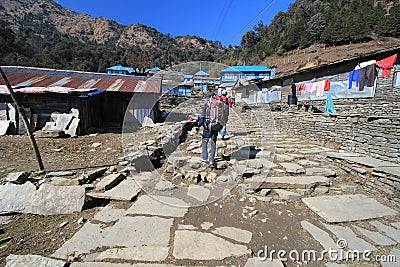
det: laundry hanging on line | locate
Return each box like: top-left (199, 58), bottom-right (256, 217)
top-left (296, 79), bottom-right (330, 97)
top-left (376, 54), bottom-right (398, 78)
top-left (348, 69), bottom-right (360, 89)
top-left (358, 64), bottom-right (376, 91)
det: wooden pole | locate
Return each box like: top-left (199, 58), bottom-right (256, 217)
top-left (0, 67), bottom-right (45, 172)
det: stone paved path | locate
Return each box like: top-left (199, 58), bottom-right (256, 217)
top-left (5, 105), bottom-right (400, 267)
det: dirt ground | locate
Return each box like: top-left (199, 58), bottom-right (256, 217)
top-left (0, 131), bottom-right (394, 267)
top-left (0, 133), bottom-right (125, 266)
top-left (0, 133), bottom-right (124, 177)
top-left (0, 133), bottom-right (322, 267)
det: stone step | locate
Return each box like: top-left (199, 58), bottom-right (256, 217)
top-left (248, 175), bottom-right (329, 189)
top-left (87, 179), bottom-right (141, 201)
top-left (95, 173), bottom-right (125, 191)
top-left (279, 162), bottom-right (305, 174)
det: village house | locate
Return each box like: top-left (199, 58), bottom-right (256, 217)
top-left (220, 65), bottom-right (276, 83)
top-left (0, 66), bottom-right (162, 136)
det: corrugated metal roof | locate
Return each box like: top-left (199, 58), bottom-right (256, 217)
top-left (221, 66), bottom-right (271, 73)
top-left (0, 85), bottom-right (99, 95)
top-left (0, 66), bottom-right (161, 94)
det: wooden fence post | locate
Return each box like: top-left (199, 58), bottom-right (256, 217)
top-left (0, 67), bottom-right (45, 172)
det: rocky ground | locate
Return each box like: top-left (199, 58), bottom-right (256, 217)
top-left (0, 101), bottom-right (400, 267)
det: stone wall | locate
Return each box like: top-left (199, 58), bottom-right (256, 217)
top-left (273, 69), bottom-right (400, 164)
top-left (270, 68), bottom-right (400, 206)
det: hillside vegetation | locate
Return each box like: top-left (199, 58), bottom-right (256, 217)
top-left (226, 0), bottom-right (400, 65)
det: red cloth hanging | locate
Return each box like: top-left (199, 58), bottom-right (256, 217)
top-left (376, 54), bottom-right (398, 77)
top-left (324, 79), bottom-right (331, 91)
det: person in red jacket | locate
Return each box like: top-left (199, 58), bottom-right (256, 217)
top-left (219, 90), bottom-right (233, 140)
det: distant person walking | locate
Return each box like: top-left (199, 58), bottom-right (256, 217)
top-left (198, 93), bottom-right (228, 167)
top-left (219, 90), bottom-right (233, 140)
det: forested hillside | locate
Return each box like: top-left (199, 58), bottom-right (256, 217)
top-left (231, 0), bottom-right (400, 65)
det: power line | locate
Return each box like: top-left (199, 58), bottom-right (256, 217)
top-left (228, 0), bottom-right (276, 45)
top-left (213, 0), bottom-right (233, 40)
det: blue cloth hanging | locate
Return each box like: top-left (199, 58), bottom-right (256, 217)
top-left (325, 90), bottom-right (336, 114)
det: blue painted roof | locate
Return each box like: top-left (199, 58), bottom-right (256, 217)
top-left (194, 70), bottom-right (209, 76)
top-left (146, 67), bottom-right (161, 71)
top-left (107, 65), bottom-right (135, 73)
top-left (220, 66), bottom-right (271, 73)
top-left (184, 75), bottom-right (193, 79)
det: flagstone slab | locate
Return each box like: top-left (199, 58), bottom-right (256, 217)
top-left (71, 263), bottom-right (175, 267)
top-left (299, 148), bottom-right (333, 154)
top-left (279, 162), bottom-right (305, 174)
top-left (391, 222), bottom-right (400, 229)
top-left (380, 248), bottom-right (400, 267)
top-left (87, 179), bottom-right (141, 201)
top-left (306, 168), bottom-right (336, 177)
top-left (323, 224), bottom-right (376, 251)
top-left (6, 254), bottom-right (66, 267)
top-left (93, 205), bottom-right (126, 223)
top-left (52, 222), bottom-right (110, 259)
top-left (301, 221), bottom-right (348, 260)
top-left (101, 216), bottom-right (173, 247)
top-left (173, 230), bottom-right (250, 260)
top-left (178, 224), bottom-right (197, 230)
top-left (340, 156), bottom-right (398, 168)
top-left (0, 120), bottom-right (10, 136)
top-left (297, 160), bottom-right (320, 167)
top-left (32, 184), bottom-right (85, 215)
top-left (125, 195), bottom-right (188, 217)
top-left (275, 154), bottom-right (294, 162)
top-left (251, 176), bottom-right (328, 189)
top-left (302, 194), bottom-right (397, 223)
top-left (212, 226), bottom-right (253, 243)
top-left (369, 221), bottom-right (400, 243)
top-left (325, 263), bottom-right (349, 267)
top-left (94, 246), bottom-right (169, 262)
top-left (0, 182), bottom-right (36, 214)
top-left (374, 166), bottom-right (400, 178)
top-left (352, 225), bottom-right (397, 246)
top-left (95, 173), bottom-right (125, 191)
top-left (244, 257), bottom-right (284, 267)
top-left (187, 185), bottom-right (210, 202)
top-left (325, 152), bottom-right (360, 159)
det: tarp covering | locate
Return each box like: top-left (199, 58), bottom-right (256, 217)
top-left (235, 86), bottom-right (282, 104)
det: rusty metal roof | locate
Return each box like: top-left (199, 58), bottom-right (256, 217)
top-left (0, 66), bottom-right (161, 94)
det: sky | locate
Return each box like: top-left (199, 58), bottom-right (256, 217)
top-left (56, 0), bottom-right (295, 47)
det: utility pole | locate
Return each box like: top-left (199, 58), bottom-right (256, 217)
top-left (0, 67), bottom-right (45, 172)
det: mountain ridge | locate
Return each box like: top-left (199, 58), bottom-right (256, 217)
top-left (0, 0), bottom-right (225, 71)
